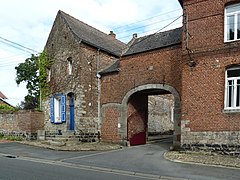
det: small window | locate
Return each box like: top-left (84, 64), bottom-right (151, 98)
top-left (225, 66), bottom-right (240, 109)
top-left (50, 94), bottom-right (66, 124)
top-left (47, 68), bottom-right (51, 82)
top-left (67, 57), bottom-right (73, 75)
top-left (225, 3), bottom-right (240, 42)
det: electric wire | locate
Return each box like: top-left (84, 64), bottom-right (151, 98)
top-left (0, 36), bottom-right (39, 54)
top-left (115, 15), bottom-right (182, 35)
top-left (118, 21), bottom-right (182, 40)
top-left (112, 8), bottom-right (182, 31)
top-left (0, 10), bottom-right (183, 68)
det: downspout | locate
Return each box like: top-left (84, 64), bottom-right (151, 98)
top-left (38, 55), bottom-right (42, 111)
top-left (96, 49), bottom-right (101, 134)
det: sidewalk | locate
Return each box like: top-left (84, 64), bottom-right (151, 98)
top-left (20, 140), bottom-right (122, 151)
top-left (165, 150), bottom-right (240, 169)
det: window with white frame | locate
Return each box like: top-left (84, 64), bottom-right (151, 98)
top-left (225, 3), bottom-right (240, 42)
top-left (50, 94), bottom-right (66, 124)
top-left (47, 68), bottom-right (51, 82)
top-left (67, 57), bottom-right (73, 75)
top-left (225, 66), bottom-right (240, 109)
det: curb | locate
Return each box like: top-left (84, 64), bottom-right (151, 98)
top-left (164, 151), bottom-right (240, 170)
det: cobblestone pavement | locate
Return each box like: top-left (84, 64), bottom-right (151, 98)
top-left (165, 150), bottom-right (240, 169)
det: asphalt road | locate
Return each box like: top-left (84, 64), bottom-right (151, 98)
top-left (0, 139), bottom-right (240, 180)
top-left (0, 156), bottom-right (154, 180)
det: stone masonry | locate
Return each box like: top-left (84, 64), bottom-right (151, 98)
top-left (148, 95), bottom-right (174, 135)
top-left (43, 10), bottom-right (126, 141)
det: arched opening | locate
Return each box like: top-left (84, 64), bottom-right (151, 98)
top-left (121, 84), bottom-right (181, 147)
top-left (67, 92), bottom-right (75, 130)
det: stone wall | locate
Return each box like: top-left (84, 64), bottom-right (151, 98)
top-left (182, 120), bottom-right (240, 156)
top-left (0, 110), bottom-right (44, 139)
top-left (44, 12), bottom-right (117, 134)
top-left (148, 95), bottom-right (174, 135)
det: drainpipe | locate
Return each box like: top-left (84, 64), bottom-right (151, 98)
top-left (96, 49), bottom-right (101, 133)
top-left (38, 55), bottom-right (42, 111)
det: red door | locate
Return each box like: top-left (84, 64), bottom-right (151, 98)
top-left (128, 111), bottom-right (147, 146)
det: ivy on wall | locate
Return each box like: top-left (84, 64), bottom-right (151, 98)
top-left (39, 50), bottom-right (53, 100)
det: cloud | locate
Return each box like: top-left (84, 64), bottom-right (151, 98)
top-left (0, 0), bottom-right (182, 106)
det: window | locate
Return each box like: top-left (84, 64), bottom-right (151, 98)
top-left (225, 3), bottom-right (240, 42)
top-left (67, 57), bottom-right (73, 75)
top-left (50, 94), bottom-right (66, 123)
top-left (225, 66), bottom-right (240, 109)
top-left (47, 68), bottom-right (51, 82)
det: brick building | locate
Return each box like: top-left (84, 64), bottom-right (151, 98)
top-left (43, 0), bottom-right (240, 153)
top-left (100, 0), bottom-right (240, 154)
top-left (180, 0), bottom-right (240, 154)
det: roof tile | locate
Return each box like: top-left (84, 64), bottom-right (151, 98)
top-left (59, 10), bottom-right (126, 57)
top-left (123, 27), bottom-right (182, 56)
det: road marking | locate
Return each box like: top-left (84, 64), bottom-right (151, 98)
top-left (0, 152), bottom-right (189, 180)
top-left (59, 148), bottom-right (124, 161)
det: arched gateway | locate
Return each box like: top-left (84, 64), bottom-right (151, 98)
top-left (100, 27), bottom-right (182, 147)
top-left (101, 84), bottom-right (181, 147)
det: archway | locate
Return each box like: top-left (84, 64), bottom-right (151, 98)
top-left (121, 84), bottom-right (181, 147)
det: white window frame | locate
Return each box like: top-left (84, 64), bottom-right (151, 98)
top-left (50, 94), bottom-right (66, 124)
top-left (67, 57), bottom-right (73, 75)
top-left (225, 3), bottom-right (240, 42)
top-left (224, 66), bottom-right (240, 110)
top-left (47, 68), bottom-right (51, 82)
top-left (54, 97), bottom-right (61, 123)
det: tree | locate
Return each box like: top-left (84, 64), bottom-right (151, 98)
top-left (15, 51), bottom-right (52, 110)
top-left (15, 54), bottom-right (39, 109)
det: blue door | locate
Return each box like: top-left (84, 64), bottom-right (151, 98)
top-left (69, 97), bottom-right (74, 130)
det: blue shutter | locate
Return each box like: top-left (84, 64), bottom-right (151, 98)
top-left (50, 96), bottom-right (55, 123)
top-left (61, 95), bottom-right (66, 123)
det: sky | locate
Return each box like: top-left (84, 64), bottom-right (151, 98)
top-left (0, 0), bottom-right (182, 106)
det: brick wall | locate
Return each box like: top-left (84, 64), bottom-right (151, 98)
top-left (0, 110), bottom-right (44, 139)
top-left (181, 0), bottom-right (240, 153)
top-left (101, 106), bottom-right (121, 142)
top-left (101, 46), bottom-right (182, 104)
top-left (101, 46), bottom-right (182, 144)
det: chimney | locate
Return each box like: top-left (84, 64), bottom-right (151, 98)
top-left (109, 31), bottom-right (116, 39)
top-left (133, 33), bottom-right (138, 38)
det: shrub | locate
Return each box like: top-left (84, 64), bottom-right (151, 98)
top-left (0, 104), bottom-right (17, 113)
top-left (0, 134), bottom-right (23, 141)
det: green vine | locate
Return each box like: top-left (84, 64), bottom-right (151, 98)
top-left (39, 50), bottom-right (53, 100)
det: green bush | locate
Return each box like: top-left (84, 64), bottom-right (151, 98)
top-left (0, 104), bottom-right (17, 113)
top-left (0, 134), bottom-right (23, 141)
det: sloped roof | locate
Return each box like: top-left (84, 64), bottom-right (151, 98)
top-left (0, 91), bottom-right (7, 99)
top-left (99, 60), bottom-right (120, 75)
top-left (123, 28), bottom-right (182, 56)
top-left (59, 10), bottom-right (126, 57)
top-left (178, 0), bottom-right (183, 7)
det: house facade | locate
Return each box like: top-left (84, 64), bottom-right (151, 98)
top-left (43, 11), bottom-right (126, 139)
top-left (100, 0), bottom-right (240, 154)
top-left (180, 0), bottom-right (240, 154)
top-left (44, 0), bottom-right (240, 154)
